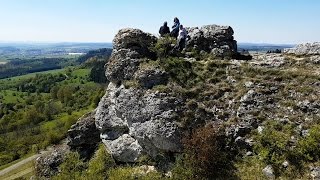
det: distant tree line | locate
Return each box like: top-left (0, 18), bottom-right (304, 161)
top-left (0, 58), bottom-right (76, 79)
top-left (266, 49), bottom-right (282, 54)
top-left (77, 48), bottom-right (112, 64)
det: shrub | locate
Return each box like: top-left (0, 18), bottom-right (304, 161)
top-left (288, 125), bottom-right (320, 165)
top-left (253, 121), bottom-right (292, 174)
top-left (108, 166), bottom-right (164, 180)
top-left (151, 36), bottom-right (176, 59)
top-left (52, 152), bottom-right (87, 180)
top-left (86, 144), bottom-right (116, 180)
top-left (160, 57), bottom-right (197, 87)
top-left (173, 125), bottom-right (236, 179)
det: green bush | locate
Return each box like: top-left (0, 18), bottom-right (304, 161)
top-left (151, 36), bottom-right (176, 59)
top-left (108, 166), bottom-right (164, 180)
top-left (172, 125), bottom-right (236, 179)
top-left (288, 125), bottom-right (320, 166)
top-left (52, 152), bottom-right (87, 180)
top-left (253, 121), bottom-right (292, 174)
top-left (160, 57), bottom-right (197, 87)
top-left (86, 144), bottom-right (116, 180)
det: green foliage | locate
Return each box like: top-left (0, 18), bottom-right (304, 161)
top-left (160, 57), bottom-right (197, 87)
top-left (253, 122), bottom-right (320, 177)
top-left (0, 57), bottom-right (76, 79)
top-left (0, 68), bottom-right (102, 166)
top-left (151, 36), bottom-right (176, 59)
top-left (86, 144), bottom-right (116, 180)
top-left (52, 152), bottom-right (87, 180)
top-left (18, 73), bottom-right (66, 93)
top-left (108, 166), bottom-right (164, 180)
top-left (254, 121), bottom-right (292, 174)
top-left (289, 125), bottom-right (320, 165)
top-left (89, 60), bottom-right (108, 83)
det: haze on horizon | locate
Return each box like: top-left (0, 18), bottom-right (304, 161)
top-left (0, 0), bottom-right (319, 44)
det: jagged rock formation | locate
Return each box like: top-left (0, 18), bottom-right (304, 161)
top-left (105, 28), bottom-right (157, 83)
top-left (96, 28), bottom-right (183, 162)
top-left (35, 145), bottom-right (69, 178)
top-left (35, 25), bottom-right (320, 179)
top-left (284, 42), bottom-right (320, 64)
top-left (35, 112), bottom-right (100, 178)
top-left (284, 42), bottom-right (320, 55)
top-left (186, 25), bottom-right (237, 57)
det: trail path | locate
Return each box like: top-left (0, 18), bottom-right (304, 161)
top-left (0, 149), bottom-right (52, 179)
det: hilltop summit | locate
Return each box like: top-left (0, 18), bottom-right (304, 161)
top-left (36, 25), bottom-right (320, 180)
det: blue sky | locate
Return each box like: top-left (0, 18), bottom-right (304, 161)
top-left (0, 0), bottom-right (319, 44)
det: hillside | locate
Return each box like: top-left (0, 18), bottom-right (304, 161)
top-left (30, 25), bottom-right (320, 180)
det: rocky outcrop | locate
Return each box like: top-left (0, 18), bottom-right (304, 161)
top-left (67, 112), bottom-right (100, 157)
top-left (251, 53), bottom-right (286, 68)
top-left (96, 28), bottom-right (183, 162)
top-left (35, 145), bottom-right (69, 178)
top-left (95, 83), bottom-right (183, 162)
top-left (106, 29), bottom-right (157, 83)
top-left (284, 42), bottom-right (320, 55)
top-left (186, 25), bottom-right (237, 57)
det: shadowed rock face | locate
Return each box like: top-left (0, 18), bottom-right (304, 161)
top-left (67, 112), bottom-right (101, 157)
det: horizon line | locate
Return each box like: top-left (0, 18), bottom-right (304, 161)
top-left (0, 40), bottom-right (297, 46)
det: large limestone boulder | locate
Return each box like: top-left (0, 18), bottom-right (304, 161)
top-left (95, 83), bottom-right (183, 162)
top-left (284, 42), bottom-right (320, 55)
top-left (186, 25), bottom-right (237, 57)
top-left (113, 28), bottom-right (157, 52)
top-left (106, 28), bottom-right (157, 83)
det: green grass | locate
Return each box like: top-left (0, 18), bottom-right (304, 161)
top-left (41, 108), bottom-right (93, 131)
top-left (71, 68), bottom-right (90, 77)
top-left (0, 90), bottom-right (26, 103)
top-left (0, 154), bottom-right (35, 171)
top-left (7, 68), bottom-right (66, 81)
top-left (0, 157), bottom-right (35, 180)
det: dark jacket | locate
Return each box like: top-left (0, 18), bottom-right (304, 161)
top-left (159, 25), bottom-right (170, 37)
top-left (171, 21), bottom-right (180, 38)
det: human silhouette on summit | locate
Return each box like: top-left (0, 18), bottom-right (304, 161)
top-left (159, 21), bottom-right (170, 37)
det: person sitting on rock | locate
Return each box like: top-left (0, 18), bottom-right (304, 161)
top-left (176, 25), bottom-right (187, 51)
top-left (170, 17), bottom-right (180, 38)
top-left (159, 21), bottom-right (170, 37)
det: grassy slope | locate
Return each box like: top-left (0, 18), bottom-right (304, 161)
top-left (0, 159), bottom-right (35, 180)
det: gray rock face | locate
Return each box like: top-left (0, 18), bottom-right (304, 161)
top-left (251, 53), bottom-right (285, 68)
top-left (186, 25), bottom-right (237, 57)
top-left (284, 42), bottom-right (320, 55)
top-left (134, 66), bottom-right (168, 89)
top-left (95, 82), bottom-right (183, 162)
top-left (113, 28), bottom-right (157, 53)
top-left (103, 134), bottom-right (143, 162)
top-left (106, 28), bottom-right (157, 83)
top-left (106, 49), bottom-right (144, 83)
top-left (95, 28), bottom-right (186, 162)
top-left (35, 145), bottom-right (69, 178)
